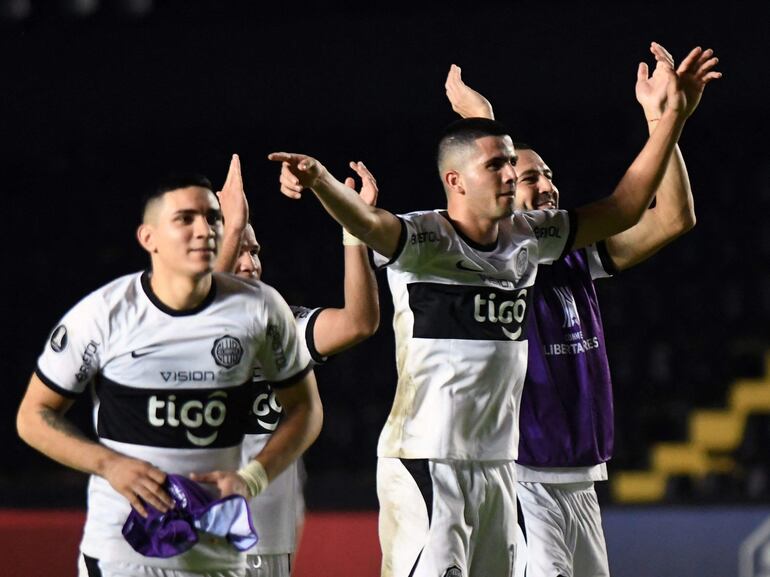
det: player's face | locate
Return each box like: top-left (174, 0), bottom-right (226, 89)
top-left (513, 149), bottom-right (559, 211)
top-left (144, 186), bottom-right (223, 278)
top-left (459, 135), bottom-right (518, 220)
top-left (235, 224), bottom-right (262, 281)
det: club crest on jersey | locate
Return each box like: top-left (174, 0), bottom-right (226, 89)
top-left (443, 567), bottom-right (462, 577)
top-left (211, 335), bottom-right (243, 368)
top-left (50, 325), bottom-right (68, 353)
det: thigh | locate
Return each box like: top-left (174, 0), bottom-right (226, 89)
top-left (517, 482), bottom-right (572, 577)
top-left (245, 554), bottom-right (291, 577)
top-left (378, 458), bottom-right (470, 577)
top-left (469, 462), bottom-right (518, 577)
top-left (568, 486), bottom-right (609, 577)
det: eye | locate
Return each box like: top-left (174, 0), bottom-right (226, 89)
top-left (250, 249), bottom-right (260, 257)
top-left (206, 212), bottom-right (223, 225)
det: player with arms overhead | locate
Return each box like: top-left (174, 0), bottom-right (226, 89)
top-left (267, 41), bottom-right (691, 577)
top-left (445, 43), bottom-right (721, 577)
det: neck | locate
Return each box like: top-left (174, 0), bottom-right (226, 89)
top-left (446, 205), bottom-right (500, 247)
top-left (149, 268), bottom-right (213, 311)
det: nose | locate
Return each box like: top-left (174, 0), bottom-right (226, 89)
top-left (503, 162), bottom-right (517, 183)
top-left (194, 215), bottom-right (216, 238)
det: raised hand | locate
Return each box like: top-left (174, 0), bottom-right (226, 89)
top-left (444, 64), bottom-right (495, 120)
top-left (267, 152), bottom-right (327, 199)
top-left (102, 455), bottom-right (173, 518)
top-left (216, 154), bottom-right (248, 233)
top-left (676, 45), bottom-right (721, 118)
top-left (637, 42), bottom-right (721, 121)
top-left (344, 161), bottom-right (378, 207)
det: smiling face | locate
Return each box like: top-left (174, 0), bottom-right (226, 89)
top-left (137, 186), bottom-right (223, 279)
top-left (513, 148), bottom-right (559, 211)
top-left (450, 134), bottom-right (519, 221)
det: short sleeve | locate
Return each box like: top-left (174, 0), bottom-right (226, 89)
top-left (585, 241), bottom-right (617, 280)
top-left (372, 212), bottom-right (451, 271)
top-left (290, 305), bottom-right (327, 364)
top-left (520, 209), bottom-right (576, 264)
top-left (255, 285), bottom-right (313, 388)
top-left (35, 293), bottom-right (107, 398)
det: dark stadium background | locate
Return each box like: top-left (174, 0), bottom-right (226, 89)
top-left (2, 0), bottom-right (770, 574)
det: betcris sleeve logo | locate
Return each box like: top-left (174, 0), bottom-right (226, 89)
top-left (95, 378), bottom-right (251, 449)
top-left (408, 282), bottom-right (531, 341)
top-left (244, 380), bottom-right (283, 435)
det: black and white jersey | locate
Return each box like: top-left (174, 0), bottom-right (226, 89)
top-left (35, 271), bottom-right (311, 570)
top-left (373, 209), bottom-right (574, 461)
top-left (241, 305), bottom-right (324, 555)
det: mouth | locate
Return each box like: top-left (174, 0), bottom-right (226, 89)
top-left (189, 247), bottom-right (216, 256)
top-left (535, 196), bottom-right (556, 209)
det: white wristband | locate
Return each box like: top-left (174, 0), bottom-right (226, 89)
top-left (342, 228), bottom-right (364, 246)
top-left (237, 460), bottom-right (269, 498)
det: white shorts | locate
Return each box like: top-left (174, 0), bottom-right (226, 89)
top-left (78, 554), bottom-right (246, 577)
top-left (377, 457), bottom-right (519, 577)
top-left (516, 481), bottom-right (609, 577)
top-left (245, 554), bottom-right (291, 577)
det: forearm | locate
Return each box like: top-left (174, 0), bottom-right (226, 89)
top-left (575, 109), bottom-right (686, 249)
top-left (342, 244), bottom-right (380, 338)
top-left (17, 404), bottom-right (120, 477)
top-left (311, 171), bottom-right (399, 257)
top-left (214, 230), bottom-right (242, 273)
top-left (646, 118), bottom-right (696, 232)
top-left (249, 396), bottom-right (322, 482)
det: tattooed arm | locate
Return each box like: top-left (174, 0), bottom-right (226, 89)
top-left (17, 373), bottom-right (174, 517)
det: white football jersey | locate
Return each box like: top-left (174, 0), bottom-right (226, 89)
top-left (373, 209), bottom-right (574, 461)
top-left (240, 305), bottom-right (324, 555)
top-left (36, 271), bottom-right (311, 571)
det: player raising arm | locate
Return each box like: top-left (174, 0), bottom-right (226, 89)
top-left (445, 43), bottom-right (721, 577)
top-left (212, 155), bottom-right (380, 576)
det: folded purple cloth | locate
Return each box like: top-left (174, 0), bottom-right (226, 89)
top-left (122, 474), bottom-right (258, 558)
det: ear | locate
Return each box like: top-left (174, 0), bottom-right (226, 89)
top-left (137, 224), bottom-right (156, 254)
top-left (444, 170), bottom-right (465, 195)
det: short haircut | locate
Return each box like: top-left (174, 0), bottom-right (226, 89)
top-left (437, 117), bottom-right (511, 172)
top-left (512, 142), bottom-right (533, 152)
top-left (141, 173), bottom-right (213, 223)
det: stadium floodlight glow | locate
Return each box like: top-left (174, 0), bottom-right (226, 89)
top-left (0, 0), bottom-right (32, 21)
top-left (60, 0), bottom-right (100, 17)
top-left (117, 0), bottom-right (153, 17)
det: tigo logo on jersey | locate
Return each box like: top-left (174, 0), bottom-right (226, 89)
top-left (248, 381), bottom-right (284, 434)
top-left (211, 335), bottom-right (243, 368)
top-left (148, 390), bottom-right (227, 446)
top-left (473, 289), bottom-right (528, 340)
top-left (409, 282), bottom-right (531, 342)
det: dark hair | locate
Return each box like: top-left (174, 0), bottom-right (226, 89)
top-left (512, 142), bottom-right (533, 152)
top-left (437, 117), bottom-right (511, 171)
top-left (140, 173), bottom-right (213, 222)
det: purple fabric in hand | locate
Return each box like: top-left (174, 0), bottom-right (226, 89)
top-left (122, 474), bottom-right (258, 558)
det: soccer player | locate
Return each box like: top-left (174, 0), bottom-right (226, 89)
top-left (444, 43), bottom-right (721, 577)
top-left (214, 156), bottom-right (380, 576)
top-left (267, 43), bottom-right (689, 577)
top-left (16, 162), bottom-right (323, 577)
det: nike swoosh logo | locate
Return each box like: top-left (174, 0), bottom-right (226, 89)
top-left (455, 260), bottom-right (484, 272)
top-left (131, 348), bottom-right (161, 358)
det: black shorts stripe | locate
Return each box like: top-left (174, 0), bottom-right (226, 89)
top-left (517, 497), bottom-right (527, 543)
top-left (82, 554), bottom-right (101, 577)
top-left (400, 458), bottom-right (433, 524)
